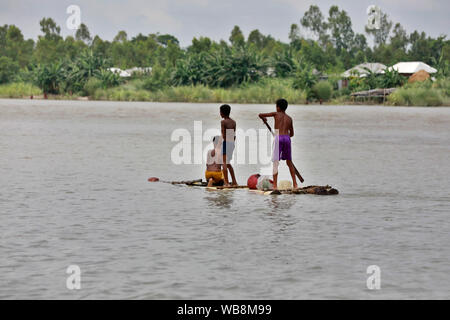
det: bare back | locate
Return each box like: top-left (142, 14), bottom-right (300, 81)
top-left (221, 118), bottom-right (236, 141)
top-left (274, 112), bottom-right (293, 136)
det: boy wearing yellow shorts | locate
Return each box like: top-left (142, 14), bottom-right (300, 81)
top-left (205, 136), bottom-right (224, 187)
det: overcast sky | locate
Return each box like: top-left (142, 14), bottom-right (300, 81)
top-left (1, 0), bottom-right (449, 46)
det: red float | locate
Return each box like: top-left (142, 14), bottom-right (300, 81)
top-left (247, 174), bottom-right (260, 190)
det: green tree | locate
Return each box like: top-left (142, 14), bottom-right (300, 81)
top-left (288, 24), bottom-right (302, 49)
top-left (390, 23), bottom-right (408, 51)
top-left (189, 37), bottom-right (212, 54)
top-left (157, 34), bottom-right (179, 46)
top-left (32, 62), bottom-right (64, 94)
top-left (248, 29), bottom-right (264, 49)
top-left (0, 56), bottom-right (19, 83)
top-left (34, 18), bottom-right (65, 64)
top-left (327, 6), bottom-right (354, 52)
top-left (229, 26), bottom-right (245, 47)
top-left (39, 18), bottom-right (62, 41)
top-left (300, 5), bottom-right (328, 46)
top-left (0, 25), bottom-right (34, 67)
top-left (75, 23), bottom-right (92, 44)
top-left (113, 31), bottom-right (128, 43)
top-left (292, 58), bottom-right (318, 90)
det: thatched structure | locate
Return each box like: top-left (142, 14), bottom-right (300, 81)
top-left (408, 70), bottom-right (431, 83)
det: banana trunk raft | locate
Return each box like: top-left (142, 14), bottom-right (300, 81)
top-left (168, 179), bottom-right (339, 196)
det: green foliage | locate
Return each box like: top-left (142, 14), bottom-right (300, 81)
top-left (348, 77), bottom-right (369, 92)
top-left (94, 69), bottom-right (122, 89)
top-left (272, 50), bottom-right (296, 78)
top-left (313, 81), bottom-right (333, 101)
top-left (0, 10), bottom-right (448, 105)
top-left (389, 86), bottom-right (443, 106)
top-left (347, 68), bottom-right (406, 92)
top-left (171, 48), bottom-right (267, 88)
top-left (84, 77), bottom-right (102, 96)
top-left (379, 68), bottom-right (406, 88)
top-left (171, 53), bottom-right (207, 86)
top-left (0, 82), bottom-right (42, 98)
top-left (0, 56), bottom-right (19, 84)
top-left (92, 78), bottom-right (307, 104)
top-left (292, 59), bottom-right (318, 90)
top-left (388, 79), bottom-right (450, 106)
top-left (141, 64), bottom-right (168, 91)
top-left (32, 62), bottom-right (64, 94)
top-left (432, 78), bottom-right (450, 96)
top-left (83, 69), bottom-right (122, 96)
top-left (433, 47), bottom-right (450, 79)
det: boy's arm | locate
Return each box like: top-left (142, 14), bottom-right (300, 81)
top-left (289, 120), bottom-right (294, 137)
top-left (258, 112), bottom-right (276, 123)
top-left (221, 120), bottom-right (226, 139)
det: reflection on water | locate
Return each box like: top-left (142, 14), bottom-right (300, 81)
top-left (266, 195), bottom-right (296, 212)
top-left (204, 191), bottom-right (234, 209)
top-left (0, 99), bottom-right (449, 299)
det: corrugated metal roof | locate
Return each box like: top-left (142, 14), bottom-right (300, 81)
top-left (342, 63), bottom-right (387, 78)
top-left (388, 62), bottom-right (437, 74)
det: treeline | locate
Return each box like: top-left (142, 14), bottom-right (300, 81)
top-left (0, 4), bottom-right (449, 97)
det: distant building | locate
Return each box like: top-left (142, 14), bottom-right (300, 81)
top-left (342, 63), bottom-right (387, 78)
top-left (107, 67), bottom-right (152, 78)
top-left (388, 62), bottom-right (437, 76)
top-left (108, 67), bottom-right (131, 78)
top-left (340, 63), bottom-right (387, 89)
top-left (124, 67), bottom-right (152, 75)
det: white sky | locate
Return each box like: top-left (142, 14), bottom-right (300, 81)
top-left (0, 0), bottom-right (449, 46)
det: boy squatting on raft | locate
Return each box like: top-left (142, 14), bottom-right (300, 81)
top-left (205, 136), bottom-right (224, 187)
top-left (259, 99), bottom-right (299, 191)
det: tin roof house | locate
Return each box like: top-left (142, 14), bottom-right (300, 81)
top-left (388, 62), bottom-right (437, 76)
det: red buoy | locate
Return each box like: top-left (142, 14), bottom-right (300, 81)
top-left (247, 174), bottom-right (260, 190)
top-left (148, 177), bottom-right (160, 182)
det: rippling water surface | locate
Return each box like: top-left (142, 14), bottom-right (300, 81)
top-left (0, 99), bottom-right (449, 299)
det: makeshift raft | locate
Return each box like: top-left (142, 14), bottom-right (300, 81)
top-left (169, 180), bottom-right (339, 196)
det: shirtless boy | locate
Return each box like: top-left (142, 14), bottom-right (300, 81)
top-left (258, 99), bottom-right (298, 191)
top-left (219, 104), bottom-right (238, 187)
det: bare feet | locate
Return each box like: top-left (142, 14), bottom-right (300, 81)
top-left (207, 178), bottom-right (214, 187)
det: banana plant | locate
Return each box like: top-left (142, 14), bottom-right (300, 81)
top-left (32, 62), bottom-right (64, 94)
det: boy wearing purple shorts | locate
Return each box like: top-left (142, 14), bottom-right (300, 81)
top-left (259, 99), bottom-right (298, 191)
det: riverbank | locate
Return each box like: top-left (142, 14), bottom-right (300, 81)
top-left (1, 79), bottom-right (449, 106)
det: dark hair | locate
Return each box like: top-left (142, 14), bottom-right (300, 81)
top-left (220, 104), bottom-right (231, 117)
top-left (276, 99), bottom-right (288, 111)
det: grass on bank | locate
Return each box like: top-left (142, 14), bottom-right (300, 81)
top-left (1, 78), bottom-right (449, 106)
top-left (91, 78), bottom-right (308, 104)
top-left (0, 82), bottom-right (42, 98)
top-left (388, 78), bottom-right (450, 106)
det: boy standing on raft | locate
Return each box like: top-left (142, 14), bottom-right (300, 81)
top-left (259, 99), bottom-right (298, 191)
top-left (220, 104), bottom-right (238, 187)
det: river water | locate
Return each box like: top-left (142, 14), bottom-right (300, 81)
top-left (0, 99), bottom-right (449, 299)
